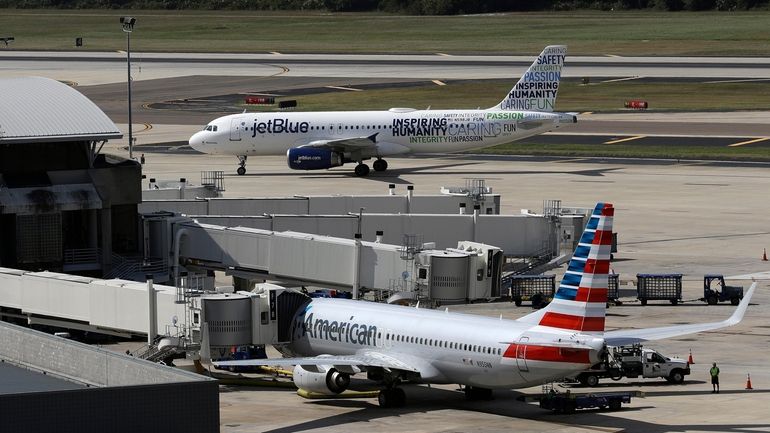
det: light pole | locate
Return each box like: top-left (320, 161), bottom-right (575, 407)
top-left (120, 16), bottom-right (136, 160)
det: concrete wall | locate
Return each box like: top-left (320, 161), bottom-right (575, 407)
top-left (0, 321), bottom-right (209, 387)
top-left (0, 382), bottom-right (219, 433)
top-left (0, 322), bottom-right (218, 433)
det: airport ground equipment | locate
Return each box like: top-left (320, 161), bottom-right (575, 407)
top-left (572, 344), bottom-right (690, 387)
top-left (703, 274), bottom-right (743, 305)
top-left (504, 275), bottom-right (555, 308)
top-left (538, 390), bottom-right (632, 413)
top-left (636, 274), bottom-right (682, 305)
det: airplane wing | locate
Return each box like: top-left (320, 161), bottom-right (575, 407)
top-left (300, 133), bottom-right (379, 152)
top-left (213, 350), bottom-right (421, 375)
top-left (604, 282), bottom-right (757, 346)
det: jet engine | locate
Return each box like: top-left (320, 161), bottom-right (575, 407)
top-left (292, 364), bottom-right (350, 394)
top-left (287, 148), bottom-right (343, 170)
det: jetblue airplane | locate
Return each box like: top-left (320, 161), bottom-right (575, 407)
top-left (189, 45), bottom-right (576, 176)
top-left (215, 203), bottom-right (756, 407)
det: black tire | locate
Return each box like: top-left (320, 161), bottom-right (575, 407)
top-left (707, 295), bottom-right (718, 305)
top-left (236, 166), bottom-right (246, 176)
top-left (514, 298), bottom-right (522, 307)
top-left (465, 386), bottom-right (492, 401)
top-left (373, 159), bottom-right (388, 172)
top-left (609, 399), bottom-right (622, 410)
top-left (354, 163), bottom-right (370, 177)
top-left (731, 297), bottom-right (740, 306)
top-left (378, 390), bottom-right (392, 408)
top-left (669, 369), bottom-right (685, 384)
top-left (641, 299), bottom-right (647, 306)
top-left (531, 293), bottom-right (544, 309)
top-left (585, 374), bottom-right (600, 387)
top-left (564, 400), bottom-right (576, 414)
top-left (609, 369), bottom-right (623, 381)
top-left (670, 299), bottom-right (678, 306)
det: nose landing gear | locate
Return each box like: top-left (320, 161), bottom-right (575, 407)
top-left (236, 155), bottom-right (247, 175)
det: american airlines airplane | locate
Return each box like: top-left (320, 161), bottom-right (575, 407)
top-left (215, 203), bottom-right (756, 407)
top-left (188, 45), bottom-right (575, 176)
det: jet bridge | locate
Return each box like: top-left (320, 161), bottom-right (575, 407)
top-left (193, 284), bottom-right (309, 360)
top-left (144, 213), bottom-right (505, 302)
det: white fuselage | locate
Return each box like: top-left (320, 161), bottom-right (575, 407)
top-left (189, 108), bottom-right (574, 158)
top-left (282, 298), bottom-right (603, 389)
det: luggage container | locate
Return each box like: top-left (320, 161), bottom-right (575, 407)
top-left (636, 273), bottom-right (682, 305)
top-left (508, 275), bottom-right (555, 308)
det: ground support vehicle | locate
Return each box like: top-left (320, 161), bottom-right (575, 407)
top-left (537, 388), bottom-right (633, 413)
top-left (703, 274), bottom-right (743, 305)
top-left (573, 344), bottom-right (690, 386)
top-left (539, 392), bottom-right (632, 413)
top-left (637, 274), bottom-right (682, 305)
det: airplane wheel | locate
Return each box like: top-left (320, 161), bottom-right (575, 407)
top-left (237, 166), bottom-right (246, 176)
top-left (378, 390), bottom-right (391, 408)
top-left (354, 163), bottom-right (370, 177)
top-left (378, 388), bottom-right (404, 408)
top-left (465, 386), bottom-right (493, 401)
top-left (373, 159), bottom-right (388, 172)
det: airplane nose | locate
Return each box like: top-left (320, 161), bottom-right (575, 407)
top-left (189, 131), bottom-right (204, 152)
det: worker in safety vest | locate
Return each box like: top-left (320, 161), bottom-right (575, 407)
top-left (710, 362), bottom-right (720, 393)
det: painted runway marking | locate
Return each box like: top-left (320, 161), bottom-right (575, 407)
top-left (705, 78), bottom-right (770, 84)
top-left (728, 137), bottom-right (770, 147)
top-left (432, 80), bottom-right (446, 86)
top-left (601, 76), bottom-right (643, 83)
top-left (325, 85), bottom-right (363, 92)
top-left (604, 54), bottom-right (622, 58)
top-left (435, 52), bottom-right (452, 56)
top-left (269, 51), bottom-right (282, 55)
top-left (604, 135), bottom-right (646, 145)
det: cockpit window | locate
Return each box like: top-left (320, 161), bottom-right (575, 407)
top-left (213, 125), bottom-right (218, 132)
top-left (204, 125), bottom-right (212, 131)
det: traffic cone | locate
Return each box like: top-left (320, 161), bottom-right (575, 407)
top-left (763, 248), bottom-right (768, 261)
top-left (746, 373), bottom-right (753, 390)
top-left (688, 349), bottom-right (694, 365)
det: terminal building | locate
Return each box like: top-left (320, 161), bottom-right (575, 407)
top-left (0, 77), bottom-right (142, 277)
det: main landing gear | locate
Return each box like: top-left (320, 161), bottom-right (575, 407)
top-left (464, 386), bottom-right (494, 401)
top-left (236, 155), bottom-right (247, 176)
top-left (354, 158), bottom-right (387, 177)
top-left (378, 387), bottom-right (406, 408)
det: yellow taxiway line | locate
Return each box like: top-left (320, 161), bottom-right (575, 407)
top-left (728, 137), bottom-right (770, 147)
top-left (604, 135), bottom-right (646, 145)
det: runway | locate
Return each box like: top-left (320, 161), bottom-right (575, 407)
top-left (3, 51), bottom-right (770, 86)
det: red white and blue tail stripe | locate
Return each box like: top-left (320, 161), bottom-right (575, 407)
top-left (518, 202), bottom-right (614, 334)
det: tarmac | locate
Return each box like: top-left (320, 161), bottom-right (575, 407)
top-left (131, 146), bottom-right (770, 433)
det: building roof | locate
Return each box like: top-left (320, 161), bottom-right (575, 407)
top-left (0, 77), bottom-right (122, 144)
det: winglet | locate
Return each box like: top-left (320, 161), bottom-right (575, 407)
top-left (604, 282), bottom-right (757, 346)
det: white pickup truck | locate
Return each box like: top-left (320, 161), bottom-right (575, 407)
top-left (573, 345), bottom-right (691, 387)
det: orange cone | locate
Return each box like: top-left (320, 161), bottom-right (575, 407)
top-left (746, 373), bottom-right (753, 390)
top-left (763, 248), bottom-right (768, 261)
top-left (688, 349), bottom-right (694, 365)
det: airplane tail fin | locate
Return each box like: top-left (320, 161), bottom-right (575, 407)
top-left (517, 202), bottom-right (614, 334)
top-left (489, 45), bottom-right (566, 112)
